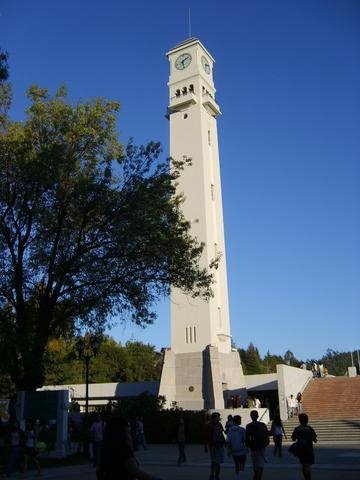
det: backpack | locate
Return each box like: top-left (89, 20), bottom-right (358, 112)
top-left (207, 422), bottom-right (225, 447)
top-left (247, 422), bottom-right (269, 450)
top-left (228, 426), bottom-right (246, 454)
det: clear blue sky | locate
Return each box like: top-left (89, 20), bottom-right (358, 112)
top-left (1, 0), bottom-right (359, 362)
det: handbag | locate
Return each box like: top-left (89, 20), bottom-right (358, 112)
top-left (288, 442), bottom-right (299, 456)
top-left (289, 437), bottom-right (307, 456)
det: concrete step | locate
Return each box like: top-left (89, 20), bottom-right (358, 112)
top-left (276, 418), bottom-right (360, 442)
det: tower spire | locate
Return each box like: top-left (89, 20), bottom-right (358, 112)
top-left (188, 8), bottom-right (191, 38)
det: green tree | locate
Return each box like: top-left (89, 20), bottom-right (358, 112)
top-left (90, 337), bottom-right (129, 383)
top-left (0, 85), bottom-right (216, 391)
top-left (240, 342), bottom-right (264, 374)
top-left (41, 336), bottom-right (162, 386)
top-left (284, 350), bottom-right (298, 367)
top-left (43, 338), bottom-right (82, 385)
top-left (121, 341), bottom-right (162, 381)
top-left (315, 348), bottom-right (358, 376)
top-left (263, 350), bottom-right (283, 373)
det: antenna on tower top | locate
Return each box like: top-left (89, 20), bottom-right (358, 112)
top-left (188, 8), bottom-right (191, 37)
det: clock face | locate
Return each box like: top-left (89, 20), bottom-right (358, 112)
top-left (201, 56), bottom-right (210, 74)
top-left (175, 53), bottom-right (192, 70)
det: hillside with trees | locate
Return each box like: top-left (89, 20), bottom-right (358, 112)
top-left (0, 336), bottom-right (357, 397)
top-left (239, 343), bottom-right (358, 376)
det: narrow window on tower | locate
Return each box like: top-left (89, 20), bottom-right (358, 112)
top-left (189, 327), bottom-right (193, 343)
top-left (214, 242), bottom-right (218, 256)
top-left (193, 326), bottom-right (197, 343)
top-left (185, 327), bottom-right (189, 344)
top-left (218, 307), bottom-right (222, 327)
top-left (211, 183), bottom-right (214, 201)
top-left (189, 84), bottom-right (194, 92)
top-left (208, 130), bottom-right (211, 145)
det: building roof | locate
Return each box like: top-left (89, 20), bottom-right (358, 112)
top-left (38, 380), bottom-right (160, 399)
top-left (166, 37), bottom-right (215, 62)
top-left (245, 373), bottom-right (278, 391)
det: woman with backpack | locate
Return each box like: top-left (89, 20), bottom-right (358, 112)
top-left (291, 413), bottom-right (317, 480)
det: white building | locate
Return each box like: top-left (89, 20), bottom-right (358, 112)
top-left (158, 38), bottom-right (246, 410)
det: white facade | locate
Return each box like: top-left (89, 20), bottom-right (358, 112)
top-left (159, 38), bottom-right (246, 409)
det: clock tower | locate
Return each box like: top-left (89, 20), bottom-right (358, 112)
top-left (159, 38), bottom-right (245, 410)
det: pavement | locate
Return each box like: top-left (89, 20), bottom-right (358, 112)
top-left (10, 442), bottom-right (360, 480)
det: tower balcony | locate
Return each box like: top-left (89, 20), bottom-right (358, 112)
top-left (168, 91), bottom-right (197, 112)
top-left (202, 92), bottom-right (221, 117)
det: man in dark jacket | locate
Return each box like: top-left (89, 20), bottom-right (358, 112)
top-left (245, 410), bottom-right (269, 480)
top-left (206, 412), bottom-right (226, 480)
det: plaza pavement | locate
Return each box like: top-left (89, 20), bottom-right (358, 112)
top-left (20, 442), bottom-right (360, 480)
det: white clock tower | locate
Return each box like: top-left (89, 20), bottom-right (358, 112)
top-left (159, 38), bottom-right (246, 410)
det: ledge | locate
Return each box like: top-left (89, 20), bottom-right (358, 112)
top-left (168, 92), bottom-right (197, 112)
top-left (203, 94), bottom-right (221, 117)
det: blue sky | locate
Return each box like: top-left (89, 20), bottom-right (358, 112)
top-left (1, 0), bottom-right (359, 362)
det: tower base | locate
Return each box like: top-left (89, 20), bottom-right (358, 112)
top-left (159, 345), bottom-right (246, 410)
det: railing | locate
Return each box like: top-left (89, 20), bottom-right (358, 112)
top-left (259, 408), bottom-right (269, 422)
top-left (301, 374), bottom-right (312, 393)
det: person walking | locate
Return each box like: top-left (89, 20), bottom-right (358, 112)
top-left (245, 410), bottom-right (269, 480)
top-left (291, 413), bottom-right (317, 480)
top-left (296, 392), bottom-right (303, 415)
top-left (226, 415), bottom-right (246, 480)
top-left (90, 414), bottom-right (106, 468)
top-left (254, 397), bottom-right (261, 409)
top-left (23, 420), bottom-right (41, 476)
top-left (224, 415), bottom-right (233, 435)
top-left (270, 414), bottom-right (287, 457)
top-left (5, 421), bottom-right (25, 477)
top-left (287, 394), bottom-right (296, 418)
top-left (206, 412), bottom-right (226, 480)
top-left (96, 415), bottom-right (163, 480)
top-left (177, 418), bottom-right (186, 465)
top-left (135, 417), bottom-right (148, 450)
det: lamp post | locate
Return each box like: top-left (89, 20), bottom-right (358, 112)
top-left (75, 333), bottom-right (101, 416)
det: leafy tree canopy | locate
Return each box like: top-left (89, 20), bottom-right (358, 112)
top-left (42, 336), bottom-right (162, 386)
top-left (239, 342), bottom-right (265, 375)
top-left (0, 85), bottom-right (215, 391)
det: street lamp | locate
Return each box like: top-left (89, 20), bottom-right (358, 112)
top-left (75, 333), bottom-right (101, 416)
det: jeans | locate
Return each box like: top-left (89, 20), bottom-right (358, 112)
top-left (177, 442), bottom-right (186, 464)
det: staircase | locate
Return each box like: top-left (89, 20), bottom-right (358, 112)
top-left (282, 376), bottom-right (360, 442)
top-left (281, 417), bottom-right (360, 443)
top-left (302, 376), bottom-right (360, 418)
